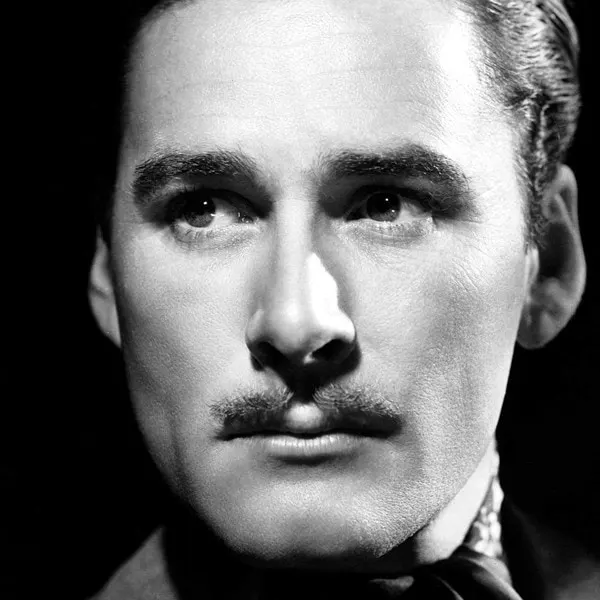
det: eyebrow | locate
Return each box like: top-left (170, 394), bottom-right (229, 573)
top-left (132, 150), bottom-right (261, 205)
top-left (318, 146), bottom-right (470, 191)
top-left (131, 144), bottom-right (472, 206)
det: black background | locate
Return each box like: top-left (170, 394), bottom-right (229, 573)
top-left (9, 1), bottom-right (596, 598)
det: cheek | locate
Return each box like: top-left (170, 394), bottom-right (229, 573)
top-left (353, 235), bottom-right (527, 471)
top-left (110, 237), bottom-right (257, 475)
top-left (116, 263), bottom-right (239, 389)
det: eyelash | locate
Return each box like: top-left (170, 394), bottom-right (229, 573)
top-left (161, 185), bottom-right (436, 246)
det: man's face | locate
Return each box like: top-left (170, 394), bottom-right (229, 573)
top-left (108, 0), bottom-right (534, 568)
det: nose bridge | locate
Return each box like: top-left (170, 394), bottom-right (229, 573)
top-left (263, 220), bottom-right (332, 341)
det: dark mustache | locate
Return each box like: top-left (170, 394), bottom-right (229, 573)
top-left (210, 382), bottom-right (402, 436)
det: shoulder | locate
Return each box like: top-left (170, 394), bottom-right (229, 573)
top-left (90, 529), bottom-right (178, 600)
top-left (502, 500), bottom-right (600, 600)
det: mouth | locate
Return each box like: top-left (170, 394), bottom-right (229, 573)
top-left (220, 401), bottom-right (399, 461)
top-left (234, 431), bottom-right (375, 461)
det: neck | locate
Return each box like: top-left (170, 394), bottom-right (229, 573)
top-left (405, 439), bottom-right (498, 566)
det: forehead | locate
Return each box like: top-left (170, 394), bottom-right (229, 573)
top-left (123, 0), bottom-right (518, 198)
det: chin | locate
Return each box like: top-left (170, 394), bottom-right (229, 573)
top-left (227, 515), bottom-right (394, 571)
top-left (185, 478), bottom-right (427, 572)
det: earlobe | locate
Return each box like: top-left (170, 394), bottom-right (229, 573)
top-left (517, 165), bottom-right (586, 349)
top-left (89, 232), bottom-right (121, 347)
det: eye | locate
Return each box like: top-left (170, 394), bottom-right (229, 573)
top-left (351, 188), bottom-right (427, 223)
top-left (172, 188), bottom-right (254, 230)
top-left (362, 190), bottom-right (402, 222)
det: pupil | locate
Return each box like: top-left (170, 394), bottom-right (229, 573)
top-left (367, 192), bottom-right (400, 222)
top-left (183, 196), bottom-right (216, 228)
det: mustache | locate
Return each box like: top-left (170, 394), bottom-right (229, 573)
top-left (210, 382), bottom-right (402, 437)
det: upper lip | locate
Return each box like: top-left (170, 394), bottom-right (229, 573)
top-left (220, 403), bottom-right (400, 440)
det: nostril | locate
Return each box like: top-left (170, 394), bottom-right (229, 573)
top-left (256, 341), bottom-right (272, 357)
top-left (253, 338), bottom-right (352, 369)
top-left (254, 341), bottom-right (286, 370)
top-left (312, 339), bottom-right (351, 363)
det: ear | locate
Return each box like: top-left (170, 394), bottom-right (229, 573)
top-left (89, 232), bottom-right (121, 347)
top-left (517, 165), bottom-right (586, 349)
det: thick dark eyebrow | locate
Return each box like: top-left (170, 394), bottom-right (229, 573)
top-left (317, 145), bottom-right (471, 193)
top-left (132, 144), bottom-right (473, 208)
top-left (132, 150), bottom-right (260, 205)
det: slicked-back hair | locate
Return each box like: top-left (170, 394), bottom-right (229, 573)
top-left (457, 0), bottom-right (581, 245)
top-left (92, 0), bottom-right (581, 247)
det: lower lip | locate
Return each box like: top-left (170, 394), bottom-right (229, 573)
top-left (234, 432), bottom-right (368, 461)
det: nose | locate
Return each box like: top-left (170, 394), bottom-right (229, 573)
top-left (246, 252), bottom-right (356, 372)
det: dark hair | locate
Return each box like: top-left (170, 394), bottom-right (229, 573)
top-left (456, 0), bottom-right (581, 245)
top-left (92, 0), bottom-right (580, 247)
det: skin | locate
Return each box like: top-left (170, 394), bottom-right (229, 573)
top-left (90, 0), bottom-right (585, 578)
